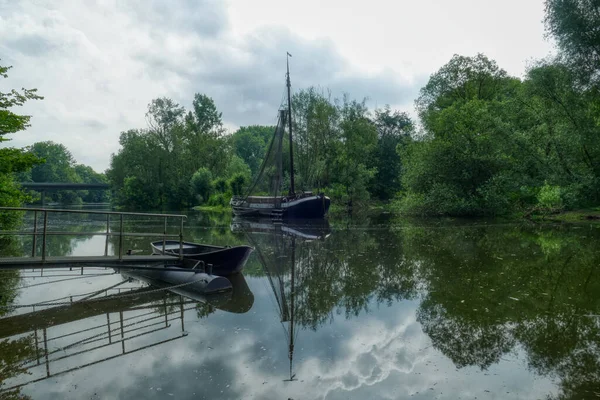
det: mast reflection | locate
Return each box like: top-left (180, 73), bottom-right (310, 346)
top-left (232, 218), bottom-right (331, 381)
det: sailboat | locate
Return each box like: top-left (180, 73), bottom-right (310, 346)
top-left (230, 54), bottom-right (331, 219)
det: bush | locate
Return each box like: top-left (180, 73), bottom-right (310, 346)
top-left (537, 183), bottom-right (563, 212)
top-left (190, 168), bottom-right (213, 204)
top-left (229, 173), bottom-right (247, 196)
top-left (213, 178), bottom-right (229, 193)
top-left (207, 193), bottom-right (229, 207)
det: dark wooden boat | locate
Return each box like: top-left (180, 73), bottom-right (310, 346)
top-left (230, 54), bottom-right (330, 220)
top-left (150, 240), bottom-right (253, 276)
top-left (231, 192), bottom-right (330, 219)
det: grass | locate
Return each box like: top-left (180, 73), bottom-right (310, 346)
top-left (530, 208), bottom-right (600, 223)
top-left (192, 205), bottom-right (230, 212)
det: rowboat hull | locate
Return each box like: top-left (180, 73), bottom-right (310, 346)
top-left (151, 241), bottom-right (253, 276)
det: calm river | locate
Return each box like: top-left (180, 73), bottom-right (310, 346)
top-left (1, 208), bottom-right (599, 399)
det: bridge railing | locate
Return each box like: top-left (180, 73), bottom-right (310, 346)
top-left (0, 207), bottom-right (187, 262)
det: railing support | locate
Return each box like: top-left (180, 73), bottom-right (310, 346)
top-left (163, 217), bottom-right (167, 254)
top-left (32, 210), bottom-right (38, 257)
top-left (104, 214), bottom-right (110, 256)
top-left (118, 215), bottom-right (124, 261)
top-left (41, 211), bottom-right (48, 262)
top-left (179, 217), bottom-right (184, 260)
top-left (0, 207), bottom-right (187, 261)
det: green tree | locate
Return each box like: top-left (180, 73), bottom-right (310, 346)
top-left (292, 87), bottom-right (340, 190)
top-left (230, 125), bottom-right (274, 177)
top-left (190, 167), bottom-right (213, 204)
top-left (544, 0), bottom-right (600, 85)
top-left (229, 173), bottom-right (247, 196)
top-left (24, 141), bottom-right (83, 204)
top-left (369, 106), bottom-right (413, 200)
top-left (520, 62), bottom-right (600, 208)
top-left (333, 96), bottom-right (377, 206)
top-left (401, 54), bottom-right (526, 216)
top-left (183, 94), bottom-right (228, 176)
top-left (0, 62), bottom-right (43, 228)
top-left (74, 164), bottom-right (109, 203)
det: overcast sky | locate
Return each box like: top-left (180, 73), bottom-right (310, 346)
top-left (1, 0), bottom-right (555, 172)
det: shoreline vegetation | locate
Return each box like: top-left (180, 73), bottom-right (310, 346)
top-left (2, 1), bottom-right (600, 226)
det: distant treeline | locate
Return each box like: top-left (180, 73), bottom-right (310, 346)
top-left (106, 92), bottom-right (413, 210)
top-left (2, 0), bottom-right (599, 218)
top-left (16, 141), bottom-right (109, 205)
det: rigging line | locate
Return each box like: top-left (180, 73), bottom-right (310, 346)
top-left (245, 233), bottom-right (285, 315)
top-left (240, 113), bottom-right (283, 200)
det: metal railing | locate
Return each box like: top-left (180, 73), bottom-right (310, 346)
top-left (0, 207), bottom-right (187, 261)
top-left (2, 295), bottom-right (195, 392)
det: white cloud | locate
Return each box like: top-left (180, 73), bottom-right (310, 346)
top-left (0, 0), bottom-right (554, 172)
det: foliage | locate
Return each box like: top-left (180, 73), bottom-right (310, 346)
top-left (109, 88), bottom-right (403, 210)
top-left (108, 95), bottom-right (235, 210)
top-left (122, 175), bottom-right (159, 209)
top-left (17, 141), bottom-right (108, 205)
top-left (229, 173), bottom-right (247, 196)
top-left (213, 177), bottom-right (228, 193)
top-left (537, 182), bottom-right (563, 211)
top-left (0, 335), bottom-right (37, 399)
top-left (190, 167), bottom-right (213, 204)
top-left (399, 48), bottom-right (600, 216)
top-left (74, 164), bottom-right (109, 202)
top-left (292, 87), bottom-right (340, 190)
top-left (230, 125), bottom-right (273, 177)
top-left (225, 155), bottom-right (251, 181)
top-left (0, 61), bottom-right (43, 229)
top-left (369, 106), bottom-right (413, 200)
top-left (544, 0), bottom-right (600, 85)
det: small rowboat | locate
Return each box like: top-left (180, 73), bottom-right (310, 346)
top-left (150, 240), bottom-right (253, 276)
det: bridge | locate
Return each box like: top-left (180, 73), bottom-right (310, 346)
top-left (20, 182), bottom-right (111, 205)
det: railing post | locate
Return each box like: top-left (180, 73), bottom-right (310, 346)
top-left (179, 217), bottom-right (184, 260)
top-left (104, 214), bottom-right (110, 256)
top-left (32, 210), bottom-right (38, 257)
top-left (119, 311), bottom-right (125, 354)
top-left (164, 298), bottom-right (168, 326)
top-left (43, 328), bottom-right (50, 377)
top-left (180, 295), bottom-right (185, 333)
top-left (163, 217), bottom-right (167, 254)
top-left (107, 313), bottom-right (112, 344)
top-left (119, 214), bottom-right (124, 261)
top-left (41, 211), bottom-right (48, 262)
top-left (34, 329), bottom-right (40, 365)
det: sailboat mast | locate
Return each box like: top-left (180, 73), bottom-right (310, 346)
top-left (286, 52), bottom-right (295, 196)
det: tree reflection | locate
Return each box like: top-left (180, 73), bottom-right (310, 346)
top-left (399, 222), bottom-right (600, 399)
top-left (0, 335), bottom-right (37, 400)
top-left (245, 218), bottom-right (600, 397)
top-left (0, 236), bottom-right (23, 317)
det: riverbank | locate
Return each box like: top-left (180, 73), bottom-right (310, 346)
top-left (529, 208), bottom-right (600, 223)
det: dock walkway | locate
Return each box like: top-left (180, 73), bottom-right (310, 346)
top-left (0, 207), bottom-right (188, 269)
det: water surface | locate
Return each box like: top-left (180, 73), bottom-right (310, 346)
top-left (1, 210), bottom-right (599, 399)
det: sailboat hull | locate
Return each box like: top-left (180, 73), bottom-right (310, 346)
top-left (231, 194), bottom-right (330, 219)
